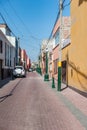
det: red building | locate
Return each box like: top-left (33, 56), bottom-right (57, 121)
top-left (21, 49), bottom-right (31, 70)
top-left (21, 49), bottom-right (27, 69)
top-left (26, 57), bottom-right (31, 70)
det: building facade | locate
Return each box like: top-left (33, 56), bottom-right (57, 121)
top-left (0, 24), bottom-right (20, 66)
top-left (68, 0), bottom-right (87, 91)
top-left (0, 30), bottom-right (15, 80)
top-left (52, 17), bottom-right (71, 83)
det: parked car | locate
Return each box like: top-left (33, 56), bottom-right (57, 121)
top-left (13, 66), bottom-right (26, 78)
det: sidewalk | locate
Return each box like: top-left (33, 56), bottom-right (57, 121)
top-left (0, 77), bottom-right (21, 99)
top-left (47, 78), bottom-right (87, 114)
top-left (36, 73), bottom-right (87, 129)
top-left (37, 73), bottom-right (87, 113)
top-left (44, 77), bottom-right (87, 129)
top-left (0, 77), bottom-right (12, 88)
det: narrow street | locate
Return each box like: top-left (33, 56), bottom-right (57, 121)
top-left (0, 72), bottom-right (86, 130)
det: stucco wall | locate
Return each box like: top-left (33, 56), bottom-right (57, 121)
top-left (53, 45), bottom-right (59, 61)
top-left (69, 0), bottom-right (87, 91)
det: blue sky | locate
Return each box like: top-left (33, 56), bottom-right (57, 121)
top-left (0, 0), bottom-right (70, 61)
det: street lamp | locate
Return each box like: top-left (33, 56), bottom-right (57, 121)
top-left (44, 47), bottom-right (49, 81)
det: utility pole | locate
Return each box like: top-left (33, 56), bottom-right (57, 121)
top-left (18, 37), bottom-right (20, 65)
top-left (58, 0), bottom-right (63, 91)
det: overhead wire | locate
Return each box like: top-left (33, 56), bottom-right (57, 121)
top-left (0, 9), bottom-right (38, 61)
top-left (6, 0), bottom-right (42, 54)
top-left (0, 5), bottom-right (41, 52)
top-left (0, 12), bottom-right (17, 37)
top-left (0, 3), bottom-right (23, 37)
top-left (63, 0), bottom-right (72, 9)
top-left (44, 2), bottom-right (60, 49)
top-left (7, 0), bottom-right (32, 34)
top-left (7, 0), bottom-right (41, 41)
top-left (0, 12), bottom-right (7, 24)
top-left (0, 0), bottom-right (41, 48)
top-left (46, 0), bottom-right (72, 47)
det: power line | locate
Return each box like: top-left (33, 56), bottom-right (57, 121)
top-left (47, 0), bottom-right (71, 43)
top-left (7, 0), bottom-right (41, 41)
top-left (63, 0), bottom-right (72, 9)
top-left (0, 12), bottom-right (17, 37)
top-left (45, 4), bottom-right (60, 47)
top-left (0, 3), bottom-right (41, 50)
top-left (7, 0), bottom-right (31, 33)
top-left (0, 0), bottom-right (40, 41)
top-left (0, 12), bottom-right (7, 24)
top-left (0, 4), bottom-right (22, 36)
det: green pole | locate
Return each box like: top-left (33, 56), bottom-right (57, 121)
top-left (46, 52), bottom-right (48, 73)
top-left (44, 51), bottom-right (49, 81)
top-left (58, 62), bottom-right (62, 91)
top-left (52, 77), bottom-right (55, 88)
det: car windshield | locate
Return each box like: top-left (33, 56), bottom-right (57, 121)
top-left (14, 66), bottom-right (23, 70)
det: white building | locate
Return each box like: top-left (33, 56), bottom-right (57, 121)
top-left (0, 30), bottom-right (15, 79)
top-left (0, 24), bottom-right (16, 79)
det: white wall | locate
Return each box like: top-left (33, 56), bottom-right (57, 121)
top-left (0, 30), bottom-right (15, 69)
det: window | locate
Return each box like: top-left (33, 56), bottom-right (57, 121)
top-left (55, 29), bottom-right (60, 45)
top-left (5, 43), bottom-right (6, 66)
top-left (5, 43), bottom-right (9, 66)
top-left (0, 40), bottom-right (3, 53)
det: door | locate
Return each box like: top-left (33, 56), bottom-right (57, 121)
top-left (62, 60), bottom-right (67, 84)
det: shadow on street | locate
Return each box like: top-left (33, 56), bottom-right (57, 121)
top-left (0, 78), bottom-right (22, 103)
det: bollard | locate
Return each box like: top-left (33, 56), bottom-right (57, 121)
top-left (52, 77), bottom-right (55, 88)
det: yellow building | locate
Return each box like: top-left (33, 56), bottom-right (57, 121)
top-left (67, 0), bottom-right (87, 92)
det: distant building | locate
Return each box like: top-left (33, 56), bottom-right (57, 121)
top-left (26, 57), bottom-right (31, 70)
top-left (21, 49), bottom-right (27, 69)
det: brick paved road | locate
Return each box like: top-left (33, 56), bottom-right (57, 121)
top-left (0, 72), bottom-right (86, 130)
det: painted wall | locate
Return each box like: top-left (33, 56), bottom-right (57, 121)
top-left (69, 0), bottom-right (87, 91)
top-left (52, 17), bottom-right (71, 81)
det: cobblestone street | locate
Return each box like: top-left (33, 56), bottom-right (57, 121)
top-left (0, 72), bottom-right (87, 130)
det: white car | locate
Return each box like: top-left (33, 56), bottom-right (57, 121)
top-left (13, 66), bottom-right (26, 78)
